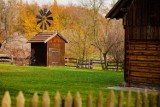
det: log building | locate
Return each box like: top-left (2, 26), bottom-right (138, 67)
top-left (106, 0), bottom-right (160, 87)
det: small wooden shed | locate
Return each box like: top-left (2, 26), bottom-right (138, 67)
top-left (106, 0), bottom-right (160, 87)
top-left (28, 32), bottom-right (68, 66)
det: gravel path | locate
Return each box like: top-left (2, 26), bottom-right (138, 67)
top-left (105, 86), bottom-right (159, 93)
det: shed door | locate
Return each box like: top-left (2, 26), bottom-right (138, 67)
top-left (49, 48), bottom-right (60, 66)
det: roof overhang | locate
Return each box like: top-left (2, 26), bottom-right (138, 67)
top-left (105, 0), bottom-right (133, 19)
top-left (44, 32), bottom-right (68, 43)
top-left (27, 32), bottom-right (68, 43)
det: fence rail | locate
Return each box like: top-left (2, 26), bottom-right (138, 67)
top-left (0, 54), bottom-right (13, 64)
top-left (1, 89), bottom-right (160, 107)
top-left (65, 58), bottom-right (123, 71)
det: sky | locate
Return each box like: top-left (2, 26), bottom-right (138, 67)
top-left (24, 0), bottom-right (113, 7)
top-left (24, 0), bottom-right (84, 6)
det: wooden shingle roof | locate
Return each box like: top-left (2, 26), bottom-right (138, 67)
top-left (105, 0), bottom-right (133, 19)
top-left (28, 32), bottom-right (68, 43)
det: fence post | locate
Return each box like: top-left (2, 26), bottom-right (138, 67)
top-left (90, 60), bottom-right (93, 69)
top-left (2, 91), bottom-right (11, 107)
top-left (76, 58), bottom-right (79, 68)
top-left (16, 91), bottom-right (25, 107)
top-left (67, 58), bottom-right (69, 66)
top-left (87, 92), bottom-right (93, 107)
top-left (2, 89), bottom-right (160, 107)
top-left (74, 92), bottom-right (82, 107)
top-left (96, 91), bottom-right (103, 107)
top-left (106, 62), bottom-right (108, 70)
top-left (116, 62), bottom-right (118, 71)
top-left (42, 91), bottom-right (50, 107)
top-left (149, 89), bottom-right (156, 107)
top-left (126, 90), bottom-right (131, 107)
top-left (11, 55), bottom-right (14, 64)
top-left (31, 92), bottom-right (38, 107)
top-left (135, 90), bottom-right (141, 107)
top-left (64, 92), bottom-right (72, 107)
top-left (118, 90), bottom-right (123, 107)
top-left (88, 59), bottom-right (90, 69)
top-left (54, 91), bottom-right (61, 107)
top-left (157, 91), bottom-right (160, 107)
top-left (107, 90), bottom-right (115, 107)
top-left (142, 89), bottom-right (148, 107)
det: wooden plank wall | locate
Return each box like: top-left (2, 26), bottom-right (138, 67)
top-left (47, 36), bottom-right (65, 66)
top-left (126, 0), bottom-right (160, 26)
top-left (124, 0), bottom-right (160, 87)
top-left (124, 0), bottom-right (160, 40)
top-left (126, 41), bottom-right (160, 86)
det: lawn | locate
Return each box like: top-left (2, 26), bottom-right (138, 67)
top-left (0, 64), bottom-right (124, 106)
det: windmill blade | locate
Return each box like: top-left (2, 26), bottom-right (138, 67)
top-left (44, 23), bottom-right (47, 30)
top-left (46, 20), bottom-right (51, 26)
top-left (37, 20), bottom-right (42, 25)
top-left (46, 10), bottom-right (52, 17)
top-left (47, 17), bottom-right (53, 20)
top-left (43, 8), bottom-right (47, 15)
top-left (36, 15), bottom-right (42, 19)
top-left (39, 9), bottom-right (44, 16)
top-left (36, 8), bottom-right (53, 31)
top-left (40, 23), bottom-right (43, 29)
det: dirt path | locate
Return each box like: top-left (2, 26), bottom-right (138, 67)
top-left (105, 86), bottom-right (159, 93)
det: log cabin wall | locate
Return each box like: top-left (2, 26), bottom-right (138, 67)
top-left (124, 0), bottom-right (160, 87)
top-left (47, 36), bottom-right (65, 66)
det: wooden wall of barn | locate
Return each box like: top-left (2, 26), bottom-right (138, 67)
top-left (47, 36), bottom-right (65, 66)
top-left (123, 0), bottom-right (160, 87)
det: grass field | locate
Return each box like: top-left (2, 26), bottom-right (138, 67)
top-left (0, 64), bottom-right (124, 106)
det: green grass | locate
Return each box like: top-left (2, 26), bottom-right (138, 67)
top-left (0, 64), bottom-right (124, 106)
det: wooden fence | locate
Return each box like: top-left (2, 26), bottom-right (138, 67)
top-left (65, 58), bottom-right (123, 71)
top-left (0, 54), bottom-right (29, 65)
top-left (0, 54), bottom-right (13, 64)
top-left (106, 62), bottom-right (123, 71)
top-left (1, 89), bottom-right (160, 107)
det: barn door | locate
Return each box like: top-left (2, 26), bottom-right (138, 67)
top-left (49, 48), bottom-right (60, 66)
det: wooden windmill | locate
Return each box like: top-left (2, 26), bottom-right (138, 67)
top-left (36, 8), bottom-right (53, 32)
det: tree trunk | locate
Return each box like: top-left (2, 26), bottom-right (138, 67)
top-left (99, 50), bottom-right (104, 70)
top-left (103, 53), bottom-right (108, 70)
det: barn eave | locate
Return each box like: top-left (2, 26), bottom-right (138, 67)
top-left (105, 0), bottom-right (133, 19)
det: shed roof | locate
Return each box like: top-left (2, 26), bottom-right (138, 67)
top-left (27, 32), bottom-right (68, 43)
top-left (105, 0), bottom-right (133, 19)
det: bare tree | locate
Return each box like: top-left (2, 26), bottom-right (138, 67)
top-left (108, 20), bottom-right (124, 71)
top-left (79, 0), bottom-right (106, 69)
top-left (91, 19), bottom-right (124, 70)
top-left (62, 5), bottom-right (97, 61)
top-left (79, 0), bottom-right (125, 70)
top-left (109, 41), bottom-right (124, 71)
top-left (0, 0), bottom-right (5, 29)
